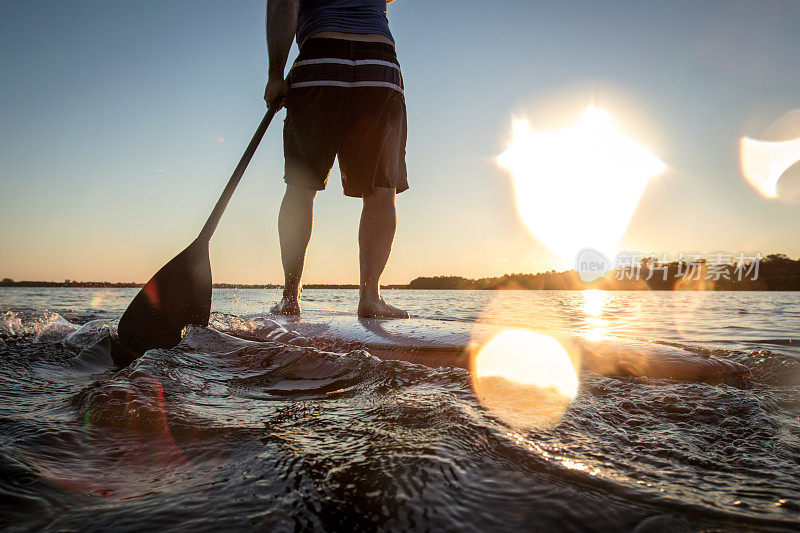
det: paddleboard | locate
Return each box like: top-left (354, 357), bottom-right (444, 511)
top-left (261, 309), bottom-right (750, 382)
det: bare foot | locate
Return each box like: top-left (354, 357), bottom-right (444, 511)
top-left (357, 295), bottom-right (409, 319)
top-left (271, 295), bottom-right (301, 315)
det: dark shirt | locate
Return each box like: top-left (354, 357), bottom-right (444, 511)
top-left (296, 0), bottom-right (393, 48)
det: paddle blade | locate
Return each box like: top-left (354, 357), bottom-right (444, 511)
top-left (117, 238), bottom-right (212, 356)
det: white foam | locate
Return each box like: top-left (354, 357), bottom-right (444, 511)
top-left (34, 314), bottom-right (78, 342)
top-left (64, 319), bottom-right (117, 350)
top-left (1, 310), bottom-right (26, 336)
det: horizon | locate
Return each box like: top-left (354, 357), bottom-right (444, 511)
top-left (2, 1), bottom-right (800, 285)
top-left (3, 250), bottom-right (796, 287)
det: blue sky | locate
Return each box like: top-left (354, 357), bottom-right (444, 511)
top-left (1, 1), bottom-right (799, 283)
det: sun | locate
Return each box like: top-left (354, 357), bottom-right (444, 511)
top-left (497, 106), bottom-right (666, 266)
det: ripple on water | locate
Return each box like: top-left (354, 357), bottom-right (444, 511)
top-left (0, 294), bottom-right (799, 530)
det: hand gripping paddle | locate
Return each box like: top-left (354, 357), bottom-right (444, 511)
top-left (116, 108), bottom-right (277, 360)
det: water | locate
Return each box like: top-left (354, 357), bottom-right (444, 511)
top-left (1, 288), bottom-right (799, 531)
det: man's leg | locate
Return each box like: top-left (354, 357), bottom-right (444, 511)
top-left (357, 186), bottom-right (409, 318)
top-left (271, 184), bottom-right (317, 315)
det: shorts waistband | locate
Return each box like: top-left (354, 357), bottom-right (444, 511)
top-left (300, 37), bottom-right (397, 57)
top-left (289, 37), bottom-right (403, 94)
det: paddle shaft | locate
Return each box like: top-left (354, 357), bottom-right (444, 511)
top-left (198, 107), bottom-right (277, 242)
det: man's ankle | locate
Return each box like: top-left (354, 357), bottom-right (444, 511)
top-left (359, 288), bottom-right (380, 301)
top-left (282, 287), bottom-right (301, 300)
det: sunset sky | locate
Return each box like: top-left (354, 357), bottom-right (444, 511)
top-left (2, 1), bottom-right (799, 284)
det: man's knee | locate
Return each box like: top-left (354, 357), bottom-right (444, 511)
top-left (285, 184), bottom-right (318, 203)
top-left (362, 186), bottom-right (396, 205)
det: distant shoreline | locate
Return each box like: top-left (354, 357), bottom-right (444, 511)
top-left (0, 281), bottom-right (408, 290)
top-left (2, 254), bottom-right (798, 291)
top-left (1, 282), bottom-right (797, 291)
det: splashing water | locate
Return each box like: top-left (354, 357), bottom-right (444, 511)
top-left (0, 288), bottom-right (799, 530)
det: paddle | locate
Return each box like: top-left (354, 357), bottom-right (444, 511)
top-left (117, 108), bottom-right (277, 358)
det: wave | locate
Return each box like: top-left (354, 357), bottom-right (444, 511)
top-left (0, 308), bottom-right (792, 386)
top-left (3, 306), bottom-right (800, 529)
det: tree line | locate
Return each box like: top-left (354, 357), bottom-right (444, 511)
top-left (408, 254), bottom-right (800, 290)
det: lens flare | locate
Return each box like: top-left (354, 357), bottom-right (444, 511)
top-left (471, 329), bottom-right (579, 428)
top-left (91, 290), bottom-right (111, 309)
top-left (497, 106), bottom-right (666, 266)
top-left (740, 136), bottom-right (800, 199)
top-left (24, 374), bottom-right (191, 499)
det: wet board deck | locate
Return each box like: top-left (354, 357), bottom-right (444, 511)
top-left (262, 309), bottom-right (750, 382)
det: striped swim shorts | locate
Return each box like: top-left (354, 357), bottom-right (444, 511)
top-left (283, 38), bottom-right (408, 198)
